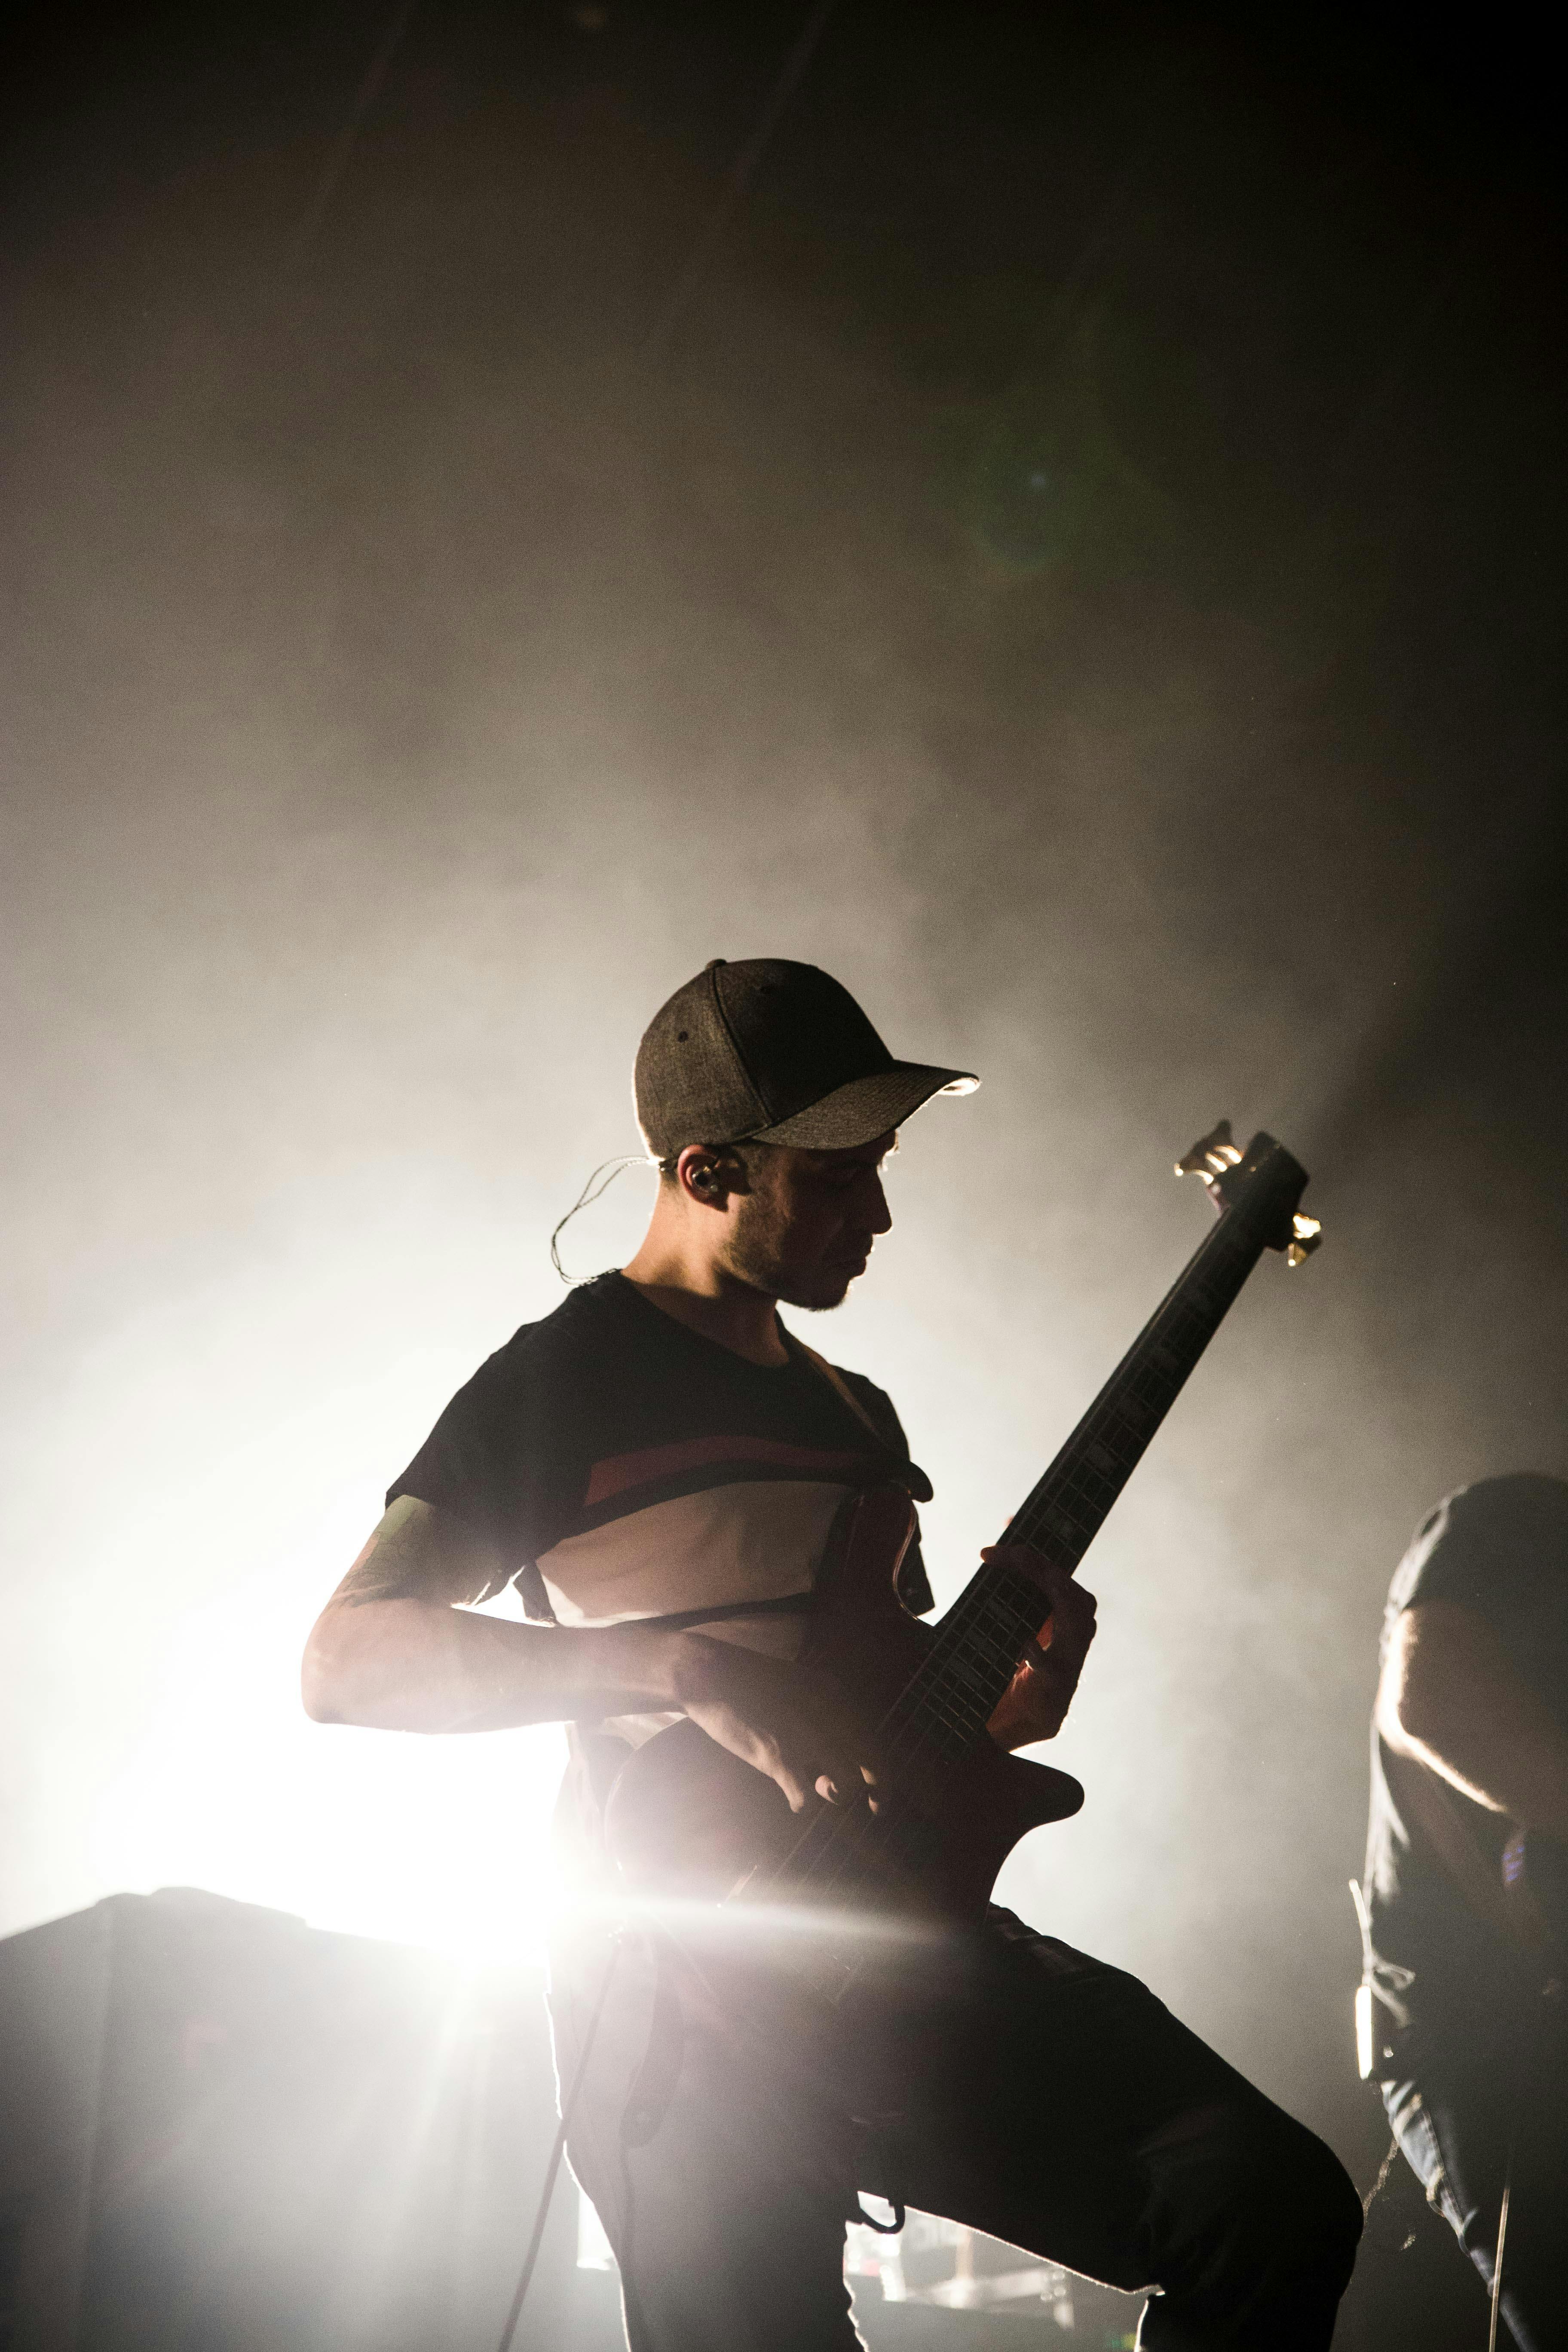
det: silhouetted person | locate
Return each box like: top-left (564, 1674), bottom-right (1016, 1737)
top-left (1362, 1474), bottom-right (1568, 2352)
top-left (305, 958), bottom-right (1360, 2350)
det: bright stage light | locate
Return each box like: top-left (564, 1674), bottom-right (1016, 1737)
top-left (8, 1180), bottom-right (578, 1965)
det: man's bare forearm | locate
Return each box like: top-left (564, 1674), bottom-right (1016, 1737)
top-left (303, 1596), bottom-right (695, 1733)
top-left (302, 1498), bottom-right (925, 1811)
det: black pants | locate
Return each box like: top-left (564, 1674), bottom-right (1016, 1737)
top-left (1384, 1993), bottom-right (1568, 2352)
top-left (554, 1911), bottom-right (1360, 2351)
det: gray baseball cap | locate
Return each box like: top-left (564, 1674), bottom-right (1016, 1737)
top-left (634, 958), bottom-right (978, 1156)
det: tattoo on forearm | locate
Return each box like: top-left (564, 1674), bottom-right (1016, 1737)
top-left (331, 1497), bottom-right (501, 1610)
top-left (335, 1532), bottom-right (426, 1608)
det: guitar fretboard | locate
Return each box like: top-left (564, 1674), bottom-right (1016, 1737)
top-left (888, 1202), bottom-right (1268, 1761)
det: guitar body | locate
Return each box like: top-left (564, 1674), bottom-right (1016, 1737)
top-left (604, 1485), bottom-right (1085, 1924)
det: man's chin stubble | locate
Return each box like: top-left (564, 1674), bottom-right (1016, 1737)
top-left (724, 1223), bottom-right (858, 1313)
top-left (730, 1253), bottom-right (854, 1313)
top-left (777, 1273), bottom-right (854, 1313)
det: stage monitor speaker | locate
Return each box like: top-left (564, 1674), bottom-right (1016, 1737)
top-left (0, 1888), bottom-right (619, 2352)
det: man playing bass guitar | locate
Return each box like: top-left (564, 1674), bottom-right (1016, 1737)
top-left (303, 957), bottom-right (1360, 2350)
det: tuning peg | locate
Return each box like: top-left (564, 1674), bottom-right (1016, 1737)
top-left (1285, 1213), bottom-right (1322, 1268)
top-left (1175, 1121), bottom-right (1244, 1185)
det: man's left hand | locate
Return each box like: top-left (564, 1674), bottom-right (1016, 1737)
top-left (982, 1547), bottom-right (1097, 1749)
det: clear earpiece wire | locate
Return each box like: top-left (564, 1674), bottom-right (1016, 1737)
top-left (549, 1155), bottom-right (658, 1283)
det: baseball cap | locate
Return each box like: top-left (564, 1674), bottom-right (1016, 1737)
top-left (634, 958), bottom-right (978, 1156)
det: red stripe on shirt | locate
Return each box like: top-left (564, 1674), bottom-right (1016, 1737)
top-left (583, 1435), bottom-right (870, 1508)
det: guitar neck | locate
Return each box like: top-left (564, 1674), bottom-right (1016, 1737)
top-left (883, 1133), bottom-right (1309, 1760)
top-left (1007, 1205), bottom-right (1267, 1571)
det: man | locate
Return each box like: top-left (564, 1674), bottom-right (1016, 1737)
top-left (1362, 1474), bottom-right (1568, 2352)
top-left (304, 956), bottom-right (1359, 2349)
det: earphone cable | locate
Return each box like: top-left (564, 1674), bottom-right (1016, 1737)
top-left (550, 1157), bottom-right (657, 1283)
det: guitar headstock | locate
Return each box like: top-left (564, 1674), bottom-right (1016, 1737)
top-left (1175, 1120), bottom-right (1321, 1266)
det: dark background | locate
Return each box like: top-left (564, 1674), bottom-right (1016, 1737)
top-left (2, 0), bottom-right (1564, 2334)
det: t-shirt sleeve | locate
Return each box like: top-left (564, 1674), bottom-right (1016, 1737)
top-left (386, 1329), bottom-right (566, 1615)
top-left (835, 1369), bottom-right (925, 1479)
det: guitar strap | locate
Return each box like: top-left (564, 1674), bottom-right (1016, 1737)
top-left (793, 1340), bottom-right (886, 1446)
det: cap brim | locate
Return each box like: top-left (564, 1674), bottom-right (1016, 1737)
top-left (747, 1063), bottom-right (978, 1151)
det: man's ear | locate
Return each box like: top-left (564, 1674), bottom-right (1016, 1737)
top-left (675, 1145), bottom-right (738, 1207)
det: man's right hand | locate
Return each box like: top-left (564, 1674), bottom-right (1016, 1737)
top-left (670, 1635), bottom-right (883, 1814)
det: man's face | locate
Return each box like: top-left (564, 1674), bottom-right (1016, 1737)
top-left (721, 1134), bottom-right (896, 1311)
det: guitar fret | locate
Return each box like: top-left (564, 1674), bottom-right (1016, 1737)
top-left (929, 1688), bottom-right (983, 1735)
top-left (896, 1680), bottom-right (972, 1731)
top-left (956, 1637), bottom-right (1014, 1679)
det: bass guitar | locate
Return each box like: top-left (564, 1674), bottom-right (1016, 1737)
top-left (605, 1121), bottom-right (1321, 1998)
